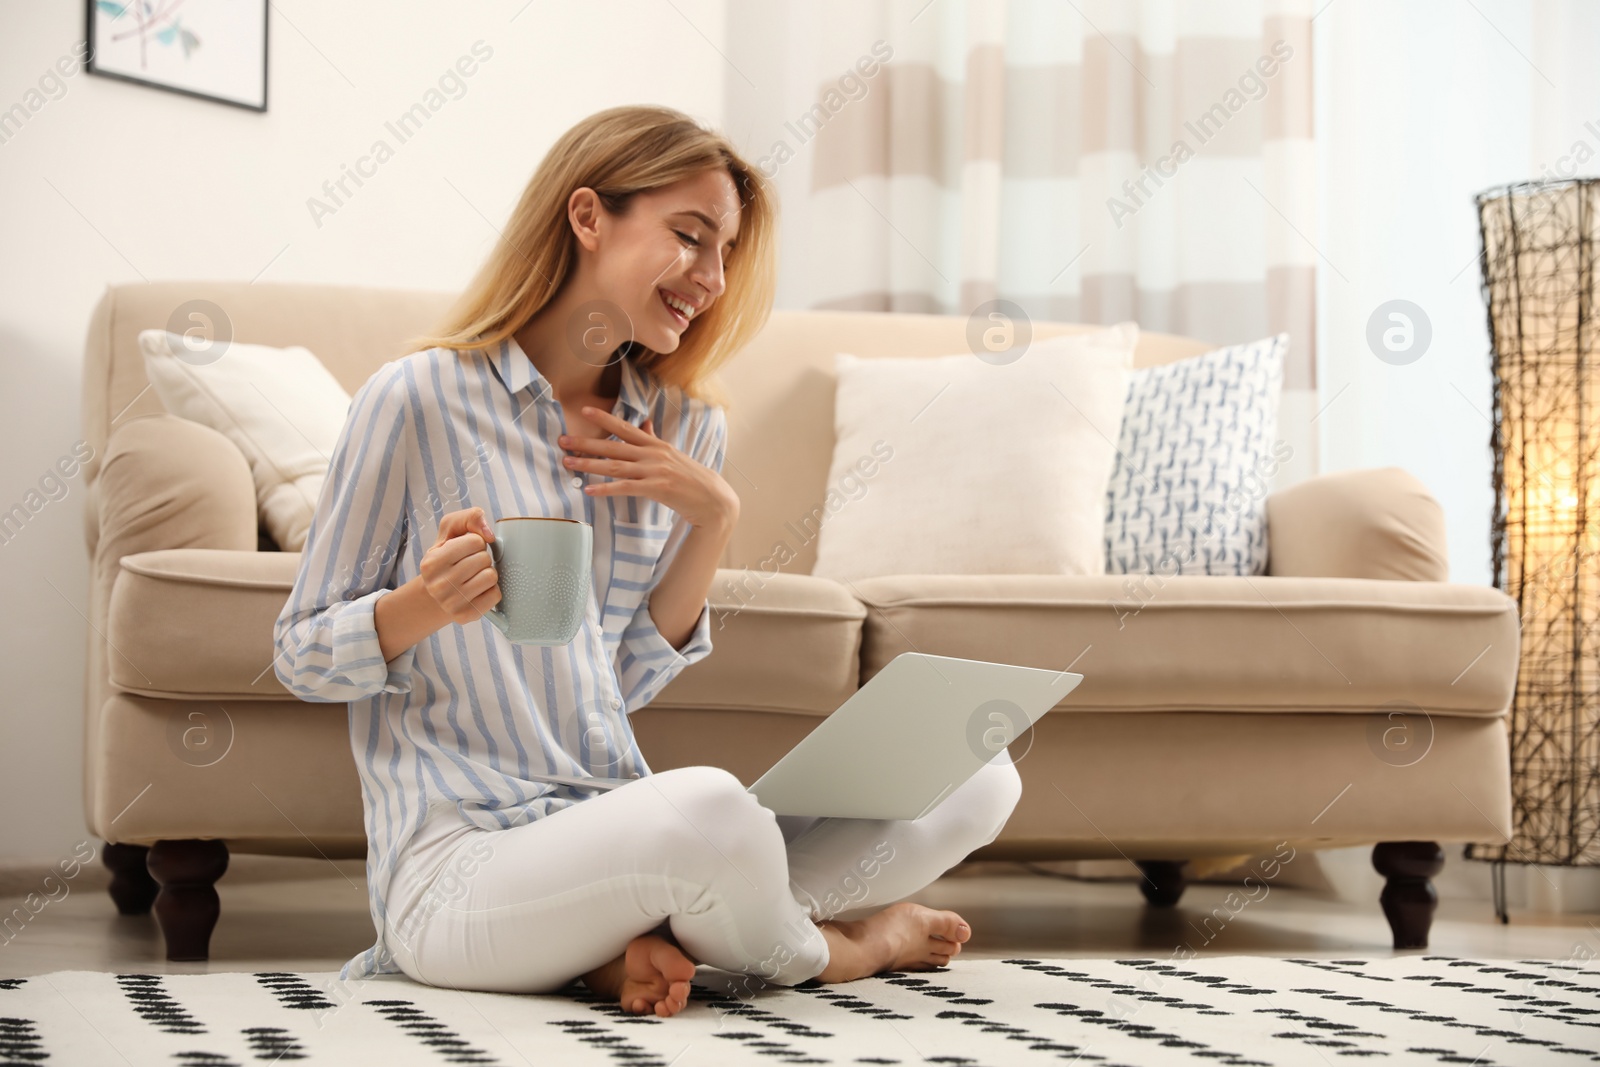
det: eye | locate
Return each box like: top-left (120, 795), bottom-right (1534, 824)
top-left (673, 229), bottom-right (701, 248)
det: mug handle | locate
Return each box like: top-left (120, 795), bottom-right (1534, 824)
top-left (484, 536), bottom-right (511, 637)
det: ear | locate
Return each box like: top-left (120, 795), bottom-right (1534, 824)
top-left (567, 187), bottom-right (604, 252)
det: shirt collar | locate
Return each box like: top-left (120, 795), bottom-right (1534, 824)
top-left (486, 333), bottom-right (654, 422)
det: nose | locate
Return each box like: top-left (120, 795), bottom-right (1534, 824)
top-left (690, 246), bottom-right (727, 303)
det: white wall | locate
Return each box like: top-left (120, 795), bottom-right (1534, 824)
top-left (4, 0), bottom-right (1596, 915)
top-left (1314, 0), bottom-right (1600, 913)
top-left (0, 0), bottom-right (726, 863)
top-left (1315, 0), bottom-right (1598, 586)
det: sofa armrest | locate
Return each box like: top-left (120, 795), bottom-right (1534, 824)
top-left (86, 415), bottom-right (260, 834)
top-left (97, 414), bottom-right (259, 563)
top-left (1265, 466), bottom-right (1448, 581)
top-left (109, 548), bottom-right (301, 698)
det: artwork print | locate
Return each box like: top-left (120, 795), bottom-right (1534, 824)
top-left (86, 0), bottom-right (268, 111)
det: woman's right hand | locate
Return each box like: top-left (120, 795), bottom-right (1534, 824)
top-left (420, 507), bottom-right (502, 625)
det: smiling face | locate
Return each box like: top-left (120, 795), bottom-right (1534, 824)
top-left (586, 168), bottom-right (742, 355)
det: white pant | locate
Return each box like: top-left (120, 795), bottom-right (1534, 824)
top-left (380, 753), bottom-right (1022, 993)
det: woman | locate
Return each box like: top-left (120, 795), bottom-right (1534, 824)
top-left (273, 105), bottom-right (1022, 1017)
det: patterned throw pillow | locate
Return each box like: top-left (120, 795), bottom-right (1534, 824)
top-left (1103, 334), bottom-right (1287, 575)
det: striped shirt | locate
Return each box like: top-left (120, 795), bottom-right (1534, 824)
top-left (272, 335), bottom-right (726, 982)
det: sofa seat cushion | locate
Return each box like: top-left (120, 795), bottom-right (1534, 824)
top-left (107, 550), bottom-right (866, 715)
top-left (850, 574), bottom-right (1518, 718)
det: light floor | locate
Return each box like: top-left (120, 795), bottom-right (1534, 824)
top-left (4, 855), bottom-right (1596, 980)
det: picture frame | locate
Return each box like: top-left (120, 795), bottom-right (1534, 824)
top-left (84, 0), bottom-right (268, 112)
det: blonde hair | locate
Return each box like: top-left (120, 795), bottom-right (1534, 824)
top-left (407, 105), bottom-right (777, 412)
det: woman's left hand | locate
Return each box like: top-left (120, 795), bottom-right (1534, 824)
top-left (559, 407), bottom-right (738, 531)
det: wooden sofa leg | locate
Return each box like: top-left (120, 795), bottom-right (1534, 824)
top-left (1372, 841), bottom-right (1444, 949)
top-left (1136, 860), bottom-right (1187, 907)
top-left (103, 842), bottom-right (159, 916)
top-left (147, 839), bottom-right (230, 961)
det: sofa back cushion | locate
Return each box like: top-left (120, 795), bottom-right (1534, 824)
top-left (810, 323), bottom-right (1139, 581)
top-left (85, 283), bottom-right (1215, 571)
top-left (85, 282), bottom-right (452, 477)
top-left (713, 311), bottom-right (1211, 573)
top-left (138, 328), bottom-right (355, 553)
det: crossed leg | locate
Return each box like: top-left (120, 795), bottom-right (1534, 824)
top-left (383, 753), bottom-right (1023, 1017)
top-left (588, 750), bottom-right (1024, 1014)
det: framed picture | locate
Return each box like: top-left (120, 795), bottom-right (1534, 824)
top-left (85, 0), bottom-right (268, 112)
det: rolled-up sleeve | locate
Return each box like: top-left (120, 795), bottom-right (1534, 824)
top-left (273, 361), bottom-right (416, 703)
top-left (614, 403), bottom-right (726, 712)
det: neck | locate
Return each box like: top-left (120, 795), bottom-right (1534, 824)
top-left (511, 287), bottom-right (624, 405)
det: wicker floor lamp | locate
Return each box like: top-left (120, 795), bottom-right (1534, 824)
top-left (1467, 177), bottom-right (1600, 919)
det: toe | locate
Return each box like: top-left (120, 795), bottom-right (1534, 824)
top-left (930, 911), bottom-right (970, 943)
top-left (649, 939), bottom-right (699, 984)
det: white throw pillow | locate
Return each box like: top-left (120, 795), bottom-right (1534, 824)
top-left (137, 329), bottom-right (353, 552)
top-left (812, 322), bottom-right (1139, 582)
top-left (1103, 333), bottom-right (1287, 575)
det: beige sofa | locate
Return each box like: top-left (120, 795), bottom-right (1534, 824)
top-left (81, 281), bottom-right (1518, 962)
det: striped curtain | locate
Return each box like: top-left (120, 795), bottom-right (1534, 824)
top-left (726, 0), bottom-right (1318, 472)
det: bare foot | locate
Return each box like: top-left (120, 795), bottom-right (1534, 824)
top-left (812, 901), bottom-right (971, 983)
top-left (580, 933), bottom-right (700, 1017)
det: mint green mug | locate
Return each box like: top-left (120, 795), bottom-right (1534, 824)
top-left (484, 516), bottom-right (593, 645)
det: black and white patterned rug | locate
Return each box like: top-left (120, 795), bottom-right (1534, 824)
top-left (3, 955), bottom-right (1597, 1065)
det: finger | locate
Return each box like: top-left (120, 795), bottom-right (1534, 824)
top-left (437, 507), bottom-right (491, 545)
top-left (432, 532), bottom-right (488, 569)
top-left (434, 510), bottom-right (471, 545)
top-left (581, 405), bottom-right (652, 445)
top-left (578, 481), bottom-right (647, 499)
top-left (565, 455), bottom-right (644, 480)
top-left (462, 575), bottom-right (501, 611)
top-left (448, 574), bottom-right (500, 616)
top-left (457, 507), bottom-right (491, 540)
top-left (435, 573), bottom-right (477, 613)
top-left (446, 553), bottom-right (496, 591)
top-left (560, 434), bottom-right (638, 459)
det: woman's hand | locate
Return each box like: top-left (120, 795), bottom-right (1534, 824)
top-left (419, 506), bottom-right (502, 624)
top-left (558, 409), bottom-right (738, 531)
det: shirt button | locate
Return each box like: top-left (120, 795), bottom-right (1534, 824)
top-left (570, 476), bottom-right (583, 488)
top-left (610, 697), bottom-right (622, 709)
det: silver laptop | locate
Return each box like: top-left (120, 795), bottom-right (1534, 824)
top-left (527, 652), bottom-right (1082, 820)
